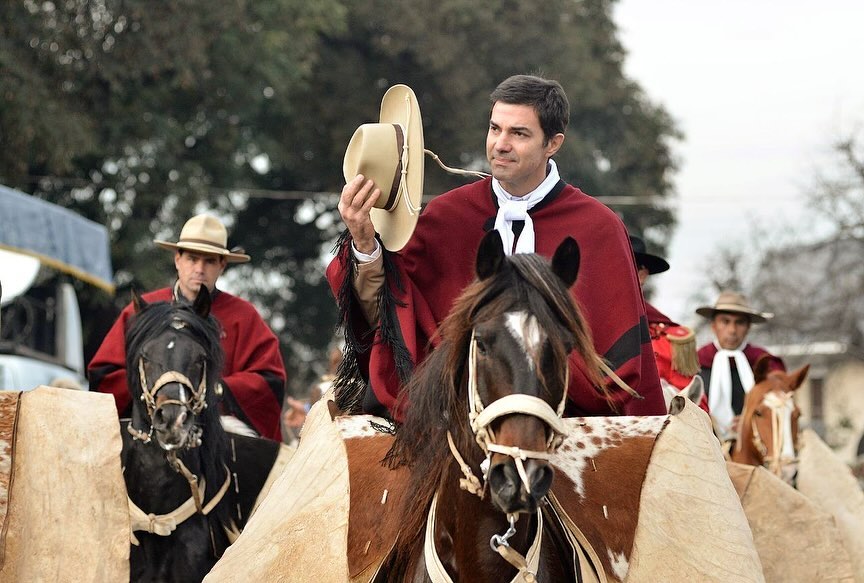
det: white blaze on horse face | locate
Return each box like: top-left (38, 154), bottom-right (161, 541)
top-left (167, 340), bottom-right (175, 350)
top-left (764, 391), bottom-right (796, 461)
top-left (505, 311), bottom-right (543, 369)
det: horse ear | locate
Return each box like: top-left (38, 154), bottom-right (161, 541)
top-left (550, 237), bottom-right (580, 288)
top-left (192, 286), bottom-right (212, 319)
top-left (752, 354), bottom-right (776, 384)
top-left (476, 230), bottom-right (506, 280)
top-left (131, 288), bottom-right (147, 314)
top-left (685, 375), bottom-right (705, 404)
top-left (788, 364), bottom-right (810, 391)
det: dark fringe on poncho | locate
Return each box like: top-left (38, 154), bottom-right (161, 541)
top-left (331, 230), bottom-right (414, 415)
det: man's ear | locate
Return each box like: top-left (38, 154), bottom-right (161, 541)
top-left (544, 133), bottom-right (565, 158)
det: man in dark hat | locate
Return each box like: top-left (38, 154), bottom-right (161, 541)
top-left (88, 214), bottom-right (286, 440)
top-left (695, 291), bottom-right (785, 438)
top-left (629, 235), bottom-right (705, 411)
top-left (329, 75), bottom-right (665, 420)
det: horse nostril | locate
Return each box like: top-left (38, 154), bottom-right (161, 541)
top-left (489, 463), bottom-right (518, 500)
top-left (530, 464), bottom-right (554, 499)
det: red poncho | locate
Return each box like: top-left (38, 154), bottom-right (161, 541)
top-left (327, 178), bottom-right (665, 419)
top-left (697, 343), bottom-right (786, 374)
top-left (87, 287), bottom-right (286, 440)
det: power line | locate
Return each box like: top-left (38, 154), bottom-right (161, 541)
top-left (20, 174), bottom-right (667, 205)
top-left (20, 174), bottom-right (802, 206)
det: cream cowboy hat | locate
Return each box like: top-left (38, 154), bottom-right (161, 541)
top-left (343, 84), bottom-right (425, 251)
top-left (695, 290), bottom-right (773, 324)
top-left (154, 214), bottom-right (250, 263)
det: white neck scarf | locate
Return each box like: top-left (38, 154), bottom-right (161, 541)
top-left (708, 340), bottom-right (755, 437)
top-left (491, 159), bottom-right (560, 255)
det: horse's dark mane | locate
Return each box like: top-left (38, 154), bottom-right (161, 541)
top-left (124, 300), bottom-right (232, 526)
top-left (385, 252), bottom-right (606, 575)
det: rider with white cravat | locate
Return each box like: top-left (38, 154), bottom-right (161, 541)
top-left (695, 291), bottom-right (785, 439)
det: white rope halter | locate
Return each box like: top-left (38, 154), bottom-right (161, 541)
top-left (750, 390), bottom-right (798, 478)
top-left (430, 329), bottom-right (564, 582)
top-left (127, 319), bottom-right (209, 447)
top-left (445, 328), bottom-right (570, 502)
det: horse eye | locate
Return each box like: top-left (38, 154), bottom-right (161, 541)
top-left (475, 337), bottom-right (488, 355)
top-left (753, 409), bottom-right (763, 417)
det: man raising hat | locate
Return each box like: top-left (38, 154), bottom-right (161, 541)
top-left (695, 291), bottom-right (785, 439)
top-left (88, 214), bottom-right (286, 440)
top-left (327, 75), bottom-right (665, 420)
top-left (629, 235), bottom-right (706, 412)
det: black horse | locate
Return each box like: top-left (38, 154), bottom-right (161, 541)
top-left (121, 288), bottom-right (285, 582)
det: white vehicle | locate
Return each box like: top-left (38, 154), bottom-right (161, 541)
top-left (0, 184), bottom-right (114, 391)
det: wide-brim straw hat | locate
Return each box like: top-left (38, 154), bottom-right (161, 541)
top-left (629, 235), bottom-right (669, 274)
top-left (343, 84), bottom-right (425, 252)
top-left (695, 290), bottom-right (772, 324)
top-left (154, 214), bottom-right (250, 263)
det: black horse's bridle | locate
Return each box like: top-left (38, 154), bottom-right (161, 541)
top-left (127, 319), bottom-right (209, 449)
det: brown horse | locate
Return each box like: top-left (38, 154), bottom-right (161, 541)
top-left (730, 354), bottom-right (809, 483)
top-left (374, 230), bottom-right (606, 582)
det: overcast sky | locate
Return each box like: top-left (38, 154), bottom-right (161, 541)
top-left (614, 1), bottom-right (864, 326)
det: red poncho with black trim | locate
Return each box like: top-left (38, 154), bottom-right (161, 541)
top-left (327, 178), bottom-right (665, 419)
top-left (87, 288), bottom-right (286, 440)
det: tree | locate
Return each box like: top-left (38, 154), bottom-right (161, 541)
top-left (752, 134), bottom-right (864, 345)
top-left (1, 0), bottom-right (680, 393)
top-left (698, 133), bottom-right (864, 347)
top-left (1, 0), bottom-right (346, 389)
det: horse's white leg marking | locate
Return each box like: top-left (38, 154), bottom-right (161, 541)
top-left (505, 311), bottom-right (542, 368)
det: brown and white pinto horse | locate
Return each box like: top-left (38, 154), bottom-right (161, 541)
top-left (379, 230), bottom-right (607, 582)
top-left (203, 229), bottom-right (764, 581)
top-left (730, 355), bottom-right (809, 484)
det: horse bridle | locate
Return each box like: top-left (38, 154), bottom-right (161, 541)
top-left (433, 328), bottom-right (569, 583)
top-left (749, 390), bottom-right (798, 478)
top-left (127, 319), bottom-right (209, 449)
top-left (124, 318), bottom-right (231, 539)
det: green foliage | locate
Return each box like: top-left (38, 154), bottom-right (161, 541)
top-left (0, 0), bottom-right (679, 394)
